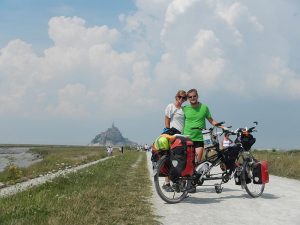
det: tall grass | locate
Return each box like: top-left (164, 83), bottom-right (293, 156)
top-left (0, 151), bottom-right (159, 225)
top-left (253, 150), bottom-right (300, 180)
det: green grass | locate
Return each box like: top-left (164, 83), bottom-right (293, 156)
top-left (253, 150), bottom-right (300, 180)
top-left (0, 151), bottom-right (160, 225)
top-left (0, 146), bottom-right (113, 183)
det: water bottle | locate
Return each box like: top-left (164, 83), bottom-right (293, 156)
top-left (196, 162), bottom-right (211, 174)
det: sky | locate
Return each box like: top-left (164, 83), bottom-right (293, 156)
top-left (0, 0), bottom-right (299, 149)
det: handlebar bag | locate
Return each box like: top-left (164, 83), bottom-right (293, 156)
top-left (252, 160), bottom-right (269, 184)
top-left (238, 133), bottom-right (256, 151)
top-left (169, 136), bottom-right (194, 182)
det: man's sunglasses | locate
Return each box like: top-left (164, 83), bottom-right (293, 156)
top-left (188, 95), bottom-right (197, 99)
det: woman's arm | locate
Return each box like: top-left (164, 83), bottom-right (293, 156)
top-left (165, 115), bottom-right (171, 128)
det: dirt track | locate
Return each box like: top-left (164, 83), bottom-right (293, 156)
top-left (146, 152), bottom-right (300, 225)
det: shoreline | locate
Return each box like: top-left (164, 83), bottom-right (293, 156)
top-left (0, 147), bottom-right (42, 172)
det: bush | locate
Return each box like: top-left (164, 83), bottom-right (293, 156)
top-left (7, 164), bottom-right (23, 180)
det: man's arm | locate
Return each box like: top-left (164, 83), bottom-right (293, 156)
top-left (208, 118), bottom-right (226, 129)
top-left (208, 117), bottom-right (217, 126)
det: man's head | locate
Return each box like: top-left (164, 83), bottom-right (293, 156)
top-left (187, 88), bottom-right (199, 105)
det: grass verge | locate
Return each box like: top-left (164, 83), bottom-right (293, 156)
top-left (0, 151), bottom-right (160, 225)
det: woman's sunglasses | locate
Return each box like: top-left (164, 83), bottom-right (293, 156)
top-left (177, 96), bottom-right (186, 100)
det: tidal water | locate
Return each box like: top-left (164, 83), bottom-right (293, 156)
top-left (0, 147), bottom-right (42, 172)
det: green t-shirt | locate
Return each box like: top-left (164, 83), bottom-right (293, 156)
top-left (183, 103), bottom-right (212, 141)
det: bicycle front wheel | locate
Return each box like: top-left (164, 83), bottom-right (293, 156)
top-left (153, 155), bottom-right (188, 204)
top-left (242, 160), bottom-right (265, 198)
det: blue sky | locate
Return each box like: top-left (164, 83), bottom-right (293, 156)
top-left (0, 0), bottom-right (300, 149)
top-left (0, 0), bottom-right (135, 52)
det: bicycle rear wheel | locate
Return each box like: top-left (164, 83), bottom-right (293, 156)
top-left (242, 160), bottom-right (265, 198)
top-left (153, 155), bottom-right (188, 204)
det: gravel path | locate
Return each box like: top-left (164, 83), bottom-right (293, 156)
top-left (0, 156), bottom-right (113, 198)
top-left (146, 152), bottom-right (300, 225)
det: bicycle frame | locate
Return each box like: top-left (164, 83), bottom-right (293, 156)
top-left (188, 124), bottom-right (257, 189)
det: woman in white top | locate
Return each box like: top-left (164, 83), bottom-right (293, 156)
top-left (162, 90), bottom-right (187, 192)
top-left (164, 90), bottom-right (187, 134)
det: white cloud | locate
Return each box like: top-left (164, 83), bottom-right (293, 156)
top-left (215, 1), bottom-right (264, 45)
top-left (0, 16), bottom-right (156, 118)
top-left (0, 1), bottom-right (299, 122)
top-left (117, 0), bottom-right (299, 101)
top-left (185, 30), bottom-right (225, 88)
top-left (265, 57), bottom-right (300, 99)
top-left (48, 16), bottom-right (120, 47)
top-left (46, 83), bottom-right (96, 117)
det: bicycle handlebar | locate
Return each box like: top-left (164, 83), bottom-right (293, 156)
top-left (226, 121), bottom-right (258, 136)
top-left (191, 121), bottom-right (258, 137)
top-left (191, 121), bottom-right (226, 131)
top-left (214, 121), bottom-right (225, 127)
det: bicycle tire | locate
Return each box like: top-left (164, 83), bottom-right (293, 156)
top-left (153, 155), bottom-right (188, 204)
top-left (242, 160), bottom-right (265, 198)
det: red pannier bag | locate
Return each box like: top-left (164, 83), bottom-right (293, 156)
top-left (170, 136), bottom-right (195, 180)
top-left (253, 160), bottom-right (269, 184)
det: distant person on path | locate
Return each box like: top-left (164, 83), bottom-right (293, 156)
top-left (107, 146), bottom-right (113, 156)
top-left (121, 146), bottom-right (124, 154)
top-left (144, 144), bottom-right (149, 151)
top-left (162, 90), bottom-right (187, 192)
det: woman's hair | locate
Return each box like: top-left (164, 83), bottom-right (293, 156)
top-left (175, 90), bottom-right (187, 100)
top-left (187, 88), bottom-right (198, 97)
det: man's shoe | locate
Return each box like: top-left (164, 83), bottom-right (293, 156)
top-left (187, 180), bottom-right (196, 193)
top-left (179, 180), bottom-right (187, 192)
top-left (171, 183), bottom-right (180, 193)
top-left (162, 183), bottom-right (173, 192)
top-left (187, 186), bottom-right (196, 193)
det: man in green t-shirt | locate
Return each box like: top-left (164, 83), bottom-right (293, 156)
top-left (183, 88), bottom-right (223, 162)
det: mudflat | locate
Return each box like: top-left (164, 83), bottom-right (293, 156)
top-left (0, 147), bottom-right (42, 172)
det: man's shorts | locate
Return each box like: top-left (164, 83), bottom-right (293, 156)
top-left (193, 141), bottom-right (204, 148)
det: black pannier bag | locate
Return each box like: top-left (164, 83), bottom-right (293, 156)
top-left (234, 170), bottom-right (251, 185)
top-left (223, 145), bottom-right (240, 171)
top-left (169, 136), bottom-right (189, 182)
top-left (252, 160), bottom-right (269, 184)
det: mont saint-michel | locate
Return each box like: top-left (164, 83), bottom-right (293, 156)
top-left (90, 124), bottom-right (137, 146)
